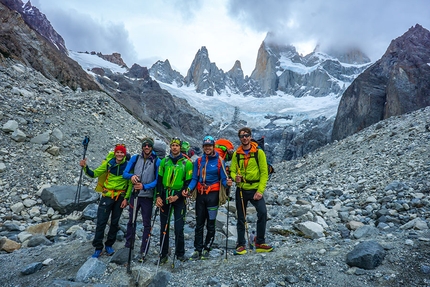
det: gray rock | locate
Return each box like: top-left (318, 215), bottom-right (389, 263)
top-left (148, 271), bottom-right (171, 287)
top-left (346, 240), bottom-right (386, 270)
top-left (2, 120), bottom-right (18, 132)
top-left (75, 258), bottom-right (106, 283)
top-left (30, 132), bottom-right (50, 144)
top-left (27, 235), bottom-right (52, 247)
top-left (11, 129), bottom-right (27, 142)
top-left (40, 185), bottom-right (99, 214)
top-left (21, 262), bottom-right (43, 275)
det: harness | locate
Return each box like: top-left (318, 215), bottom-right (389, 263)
top-left (101, 159), bottom-right (128, 200)
top-left (196, 156), bottom-right (222, 194)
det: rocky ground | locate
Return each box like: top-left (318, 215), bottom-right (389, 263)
top-left (1, 59), bottom-right (430, 287)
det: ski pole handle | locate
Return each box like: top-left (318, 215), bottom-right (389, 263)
top-left (81, 136), bottom-right (90, 159)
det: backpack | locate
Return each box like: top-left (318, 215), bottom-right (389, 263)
top-left (215, 138), bottom-right (234, 161)
top-left (153, 139), bottom-right (167, 159)
top-left (95, 151), bottom-right (131, 192)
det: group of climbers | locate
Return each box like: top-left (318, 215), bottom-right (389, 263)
top-left (77, 127), bottom-right (273, 266)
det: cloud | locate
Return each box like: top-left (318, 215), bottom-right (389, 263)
top-left (33, 3), bottom-right (138, 66)
top-left (226, 0), bottom-right (430, 60)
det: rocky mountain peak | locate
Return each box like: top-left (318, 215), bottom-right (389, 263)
top-left (250, 38), bottom-right (370, 97)
top-left (184, 46), bottom-right (225, 96)
top-left (385, 24), bottom-right (430, 57)
top-left (332, 23), bottom-right (430, 141)
top-left (149, 59), bottom-right (184, 87)
top-left (0, 2), bottom-right (100, 91)
top-left (0, 0), bottom-right (67, 55)
top-left (92, 51), bottom-right (127, 68)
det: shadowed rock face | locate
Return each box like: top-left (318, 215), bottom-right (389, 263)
top-left (332, 24), bottom-right (430, 141)
top-left (0, 0), bottom-right (67, 55)
top-left (0, 2), bottom-right (100, 91)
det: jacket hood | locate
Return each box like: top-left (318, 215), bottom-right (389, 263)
top-left (236, 141), bottom-right (258, 154)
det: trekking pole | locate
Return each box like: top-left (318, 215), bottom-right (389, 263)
top-left (239, 186), bottom-right (252, 250)
top-left (156, 203), bottom-right (173, 274)
top-left (74, 136), bottom-right (90, 205)
top-left (225, 187), bottom-right (230, 261)
top-left (127, 193), bottom-right (139, 274)
top-left (135, 206), bottom-right (159, 284)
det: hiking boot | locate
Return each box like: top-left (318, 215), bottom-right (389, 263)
top-left (138, 253), bottom-right (146, 263)
top-left (201, 250), bottom-right (209, 260)
top-left (189, 251), bottom-right (201, 260)
top-left (255, 243), bottom-right (273, 253)
top-left (92, 249), bottom-right (103, 258)
top-left (105, 246), bottom-right (115, 256)
top-left (154, 256), bottom-right (168, 266)
top-left (176, 255), bottom-right (187, 262)
top-left (233, 245), bottom-right (247, 255)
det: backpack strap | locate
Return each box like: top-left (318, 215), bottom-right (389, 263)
top-left (235, 150), bottom-right (260, 184)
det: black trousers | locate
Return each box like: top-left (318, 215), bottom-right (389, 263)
top-left (93, 195), bottom-right (124, 250)
top-left (159, 197), bottom-right (186, 257)
top-left (194, 191), bottom-right (219, 252)
top-left (235, 188), bottom-right (268, 246)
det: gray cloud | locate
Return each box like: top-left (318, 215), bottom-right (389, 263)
top-left (163, 0), bottom-right (203, 23)
top-left (226, 0), bottom-right (430, 60)
top-left (37, 6), bottom-right (138, 66)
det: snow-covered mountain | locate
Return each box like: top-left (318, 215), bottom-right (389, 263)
top-left (69, 43), bottom-right (370, 162)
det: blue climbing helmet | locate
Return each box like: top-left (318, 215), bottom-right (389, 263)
top-left (202, 135), bottom-right (215, 146)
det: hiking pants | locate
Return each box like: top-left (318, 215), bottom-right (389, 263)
top-left (159, 197), bottom-right (186, 258)
top-left (93, 195), bottom-right (124, 250)
top-left (125, 195), bottom-right (153, 254)
top-left (235, 188), bottom-right (267, 246)
top-left (194, 191), bottom-right (219, 252)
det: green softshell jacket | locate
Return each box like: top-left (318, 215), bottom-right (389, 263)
top-left (84, 156), bottom-right (132, 200)
top-left (229, 141), bottom-right (269, 195)
top-left (157, 154), bottom-right (193, 198)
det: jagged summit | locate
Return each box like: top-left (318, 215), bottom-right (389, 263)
top-left (93, 52), bottom-right (127, 68)
top-left (0, 0), bottom-right (67, 54)
top-left (332, 23), bottom-right (430, 141)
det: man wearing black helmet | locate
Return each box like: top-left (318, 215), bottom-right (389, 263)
top-left (184, 136), bottom-right (232, 260)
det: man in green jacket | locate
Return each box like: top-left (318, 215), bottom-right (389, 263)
top-left (155, 137), bottom-right (193, 264)
top-left (79, 143), bottom-right (132, 258)
top-left (229, 127), bottom-right (273, 255)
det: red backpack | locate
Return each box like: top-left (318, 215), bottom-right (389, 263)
top-left (214, 138), bottom-right (234, 161)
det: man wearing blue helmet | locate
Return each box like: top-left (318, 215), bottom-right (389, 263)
top-left (184, 135), bottom-right (232, 260)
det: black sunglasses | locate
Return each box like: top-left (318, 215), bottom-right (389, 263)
top-left (239, 134), bottom-right (250, 139)
top-left (142, 143), bottom-right (153, 148)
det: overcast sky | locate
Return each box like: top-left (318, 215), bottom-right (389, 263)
top-left (32, 0), bottom-right (430, 76)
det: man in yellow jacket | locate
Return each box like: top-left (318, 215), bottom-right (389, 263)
top-left (229, 127), bottom-right (273, 255)
top-left (79, 143), bottom-right (132, 258)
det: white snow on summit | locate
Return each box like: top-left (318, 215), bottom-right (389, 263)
top-left (69, 51), bottom-right (127, 74)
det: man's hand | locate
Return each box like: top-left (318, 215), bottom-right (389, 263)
top-left (131, 175), bottom-right (140, 184)
top-left (79, 158), bottom-right (87, 167)
top-left (253, 192), bottom-right (263, 201)
top-left (133, 182), bottom-right (143, 190)
top-left (156, 197), bottom-right (163, 208)
top-left (120, 198), bottom-right (128, 208)
top-left (167, 195), bottom-right (179, 203)
top-left (182, 189), bottom-right (189, 197)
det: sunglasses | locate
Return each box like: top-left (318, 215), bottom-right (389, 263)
top-left (115, 143), bottom-right (126, 147)
top-left (142, 143), bottom-right (153, 148)
top-left (239, 134), bottom-right (250, 139)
